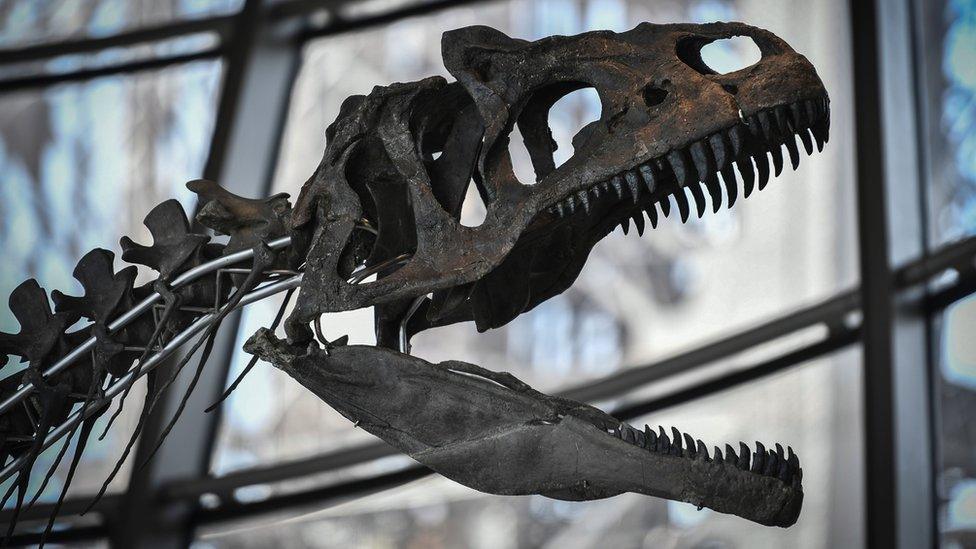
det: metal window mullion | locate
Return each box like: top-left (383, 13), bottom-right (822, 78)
top-left (0, 16), bottom-right (236, 65)
top-left (851, 0), bottom-right (936, 547)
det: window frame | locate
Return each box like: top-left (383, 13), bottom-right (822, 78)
top-left (0, 0), bottom-right (970, 546)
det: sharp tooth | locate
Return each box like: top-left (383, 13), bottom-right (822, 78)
top-left (811, 121), bottom-right (828, 151)
top-left (632, 212), bottom-right (645, 236)
top-left (590, 184), bottom-right (601, 198)
top-left (620, 216), bottom-right (630, 235)
top-left (720, 164), bottom-right (738, 208)
top-left (725, 444), bottom-right (738, 463)
top-left (805, 98), bottom-right (820, 125)
top-left (757, 111), bottom-right (775, 142)
top-left (703, 173), bottom-right (723, 213)
top-left (555, 202), bottom-right (566, 217)
top-left (697, 440), bottom-right (709, 461)
top-left (713, 446), bottom-right (723, 462)
top-left (658, 196), bottom-right (671, 217)
top-left (644, 204), bottom-right (658, 228)
top-left (673, 188), bottom-right (691, 223)
top-left (564, 195), bottom-right (577, 214)
top-left (746, 115), bottom-right (763, 138)
top-left (611, 175), bottom-right (625, 199)
top-left (601, 180), bottom-right (611, 192)
top-left (645, 425), bottom-right (656, 450)
top-left (773, 106), bottom-right (791, 136)
top-left (667, 149), bottom-right (695, 187)
top-left (752, 442), bottom-right (766, 474)
top-left (658, 426), bottom-right (671, 453)
top-left (689, 141), bottom-right (716, 181)
top-left (671, 427), bottom-right (683, 456)
top-left (778, 457), bottom-right (792, 483)
top-left (683, 433), bottom-right (696, 457)
top-left (737, 157), bottom-right (756, 198)
top-left (688, 183), bottom-right (707, 218)
top-left (624, 170), bottom-right (641, 203)
top-left (764, 449), bottom-right (779, 476)
top-left (638, 164), bottom-right (657, 194)
top-left (708, 132), bottom-right (731, 169)
top-left (788, 446), bottom-right (799, 469)
top-left (739, 442), bottom-right (751, 470)
top-left (728, 125), bottom-right (749, 157)
top-left (785, 135), bottom-right (801, 170)
top-left (776, 443), bottom-right (786, 461)
top-left (769, 144), bottom-right (784, 176)
top-left (754, 152), bottom-right (771, 190)
top-left (799, 127), bottom-right (815, 155)
top-left (635, 428), bottom-right (645, 448)
top-left (622, 425), bottom-right (635, 443)
top-left (789, 101), bottom-right (807, 128)
top-left (577, 190), bottom-right (591, 213)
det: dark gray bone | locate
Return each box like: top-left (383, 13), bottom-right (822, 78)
top-left (247, 328), bottom-right (803, 527)
top-left (0, 21), bottom-right (830, 538)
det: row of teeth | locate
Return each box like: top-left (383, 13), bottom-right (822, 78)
top-left (607, 422), bottom-right (803, 488)
top-left (547, 96), bottom-right (830, 235)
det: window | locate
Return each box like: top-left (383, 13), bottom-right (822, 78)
top-left (0, 0), bottom-right (970, 547)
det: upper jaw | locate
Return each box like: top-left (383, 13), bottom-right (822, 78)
top-left (533, 92), bottom-right (830, 229)
top-left (246, 329), bottom-right (803, 527)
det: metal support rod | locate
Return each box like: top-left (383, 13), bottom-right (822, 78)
top-left (0, 275), bottom-right (302, 484)
top-left (0, 236), bottom-right (292, 416)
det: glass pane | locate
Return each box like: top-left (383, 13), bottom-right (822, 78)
top-left (918, 0), bottom-right (976, 245)
top-left (0, 0), bottom-right (242, 49)
top-left (197, 348), bottom-right (863, 548)
top-left (936, 292), bottom-right (976, 547)
top-left (0, 59), bottom-right (223, 502)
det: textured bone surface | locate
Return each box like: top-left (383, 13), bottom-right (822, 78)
top-left (247, 328), bottom-right (804, 527)
top-left (285, 22), bottom-right (829, 345)
top-left (0, 20), bottom-right (830, 541)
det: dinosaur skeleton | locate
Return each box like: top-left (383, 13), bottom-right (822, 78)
top-left (0, 22), bottom-right (829, 543)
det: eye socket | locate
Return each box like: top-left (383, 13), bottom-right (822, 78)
top-left (643, 85), bottom-right (668, 107)
top-left (678, 35), bottom-right (762, 75)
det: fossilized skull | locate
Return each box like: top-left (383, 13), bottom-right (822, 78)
top-left (272, 21), bottom-right (828, 528)
top-left (286, 22), bottom-right (828, 345)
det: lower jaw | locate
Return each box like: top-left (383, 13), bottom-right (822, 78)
top-left (247, 330), bottom-right (803, 528)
